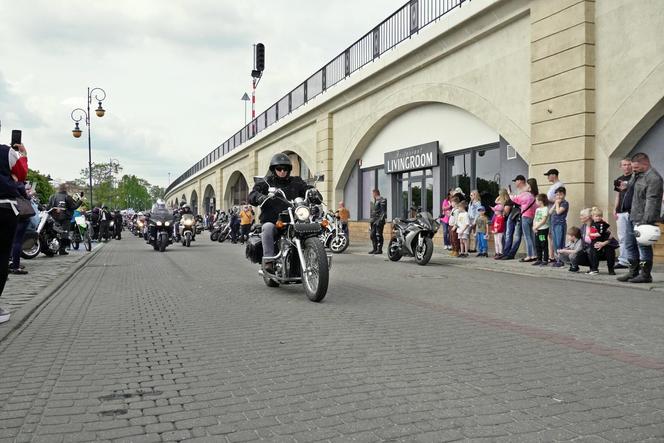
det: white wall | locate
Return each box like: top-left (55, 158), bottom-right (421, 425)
top-left (360, 103), bottom-right (499, 168)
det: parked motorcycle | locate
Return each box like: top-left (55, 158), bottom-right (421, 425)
top-left (245, 176), bottom-right (332, 302)
top-left (319, 211), bottom-right (349, 254)
top-left (24, 208), bottom-right (70, 257)
top-left (217, 221), bottom-right (232, 243)
top-left (148, 213), bottom-right (173, 252)
top-left (387, 211), bottom-right (439, 265)
top-left (70, 211), bottom-right (93, 251)
top-left (179, 213), bottom-right (196, 247)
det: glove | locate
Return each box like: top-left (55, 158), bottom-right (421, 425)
top-left (257, 194), bottom-right (268, 205)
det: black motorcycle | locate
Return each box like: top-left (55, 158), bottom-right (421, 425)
top-left (388, 211), bottom-right (439, 265)
top-left (319, 210), bottom-right (349, 254)
top-left (148, 213), bottom-right (174, 252)
top-left (245, 176), bottom-right (331, 302)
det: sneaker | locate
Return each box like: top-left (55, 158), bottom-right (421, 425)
top-left (0, 307), bottom-right (10, 324)
top-left (531, 261), bottom-right (543, 266)
top-left (586, 270), bottom-right (599, 275)
top-left (568, 266), bottom-right (579, 272)
top-left (8, 268), bottom-right (28, 275)
top-left (614, 263), bottom-right (628, 270)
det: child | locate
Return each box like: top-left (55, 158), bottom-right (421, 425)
top-left (586, 207), bottom-right (616, 275)
top-left (455, 201), bottom-right (470, 257)
top-left (549, 187), bottom-right (569, 266)
top-left (491, 204), bottom-right (505, 259)
top-left (468, 190), bottom-right (481, 252)
top-left (475, 206), bottom-right (489, 257)
top-left (558, 226), bottom-right (583, 271)
top-left (532, 194), bottom-right (550, 266)
top-left (448, 197), bottom-right (460, 257)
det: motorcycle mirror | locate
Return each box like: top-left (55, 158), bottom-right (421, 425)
top-left (314, 174), bottom-right (324, 183)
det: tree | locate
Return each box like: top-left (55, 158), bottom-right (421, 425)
top-left (149, 185), bottom-right (165, 201)
top-left (27, 169), bottom-right (55, 204)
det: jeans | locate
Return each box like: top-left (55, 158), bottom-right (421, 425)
top-left (442, 223), bottom-right (450, 247)
top-left (622, 215), bottom-right (653, 262)
top-left (616, 212), bottom-right (630, 265)
top-left (261, 222), bottom-right (278, 258)
top-left (475, 232), bottom-right (487, 253)
top-left (551, 222), bottom-right (566, 260)
top-left (1, 208), bottom-right (19, 297)
top-left (521, 216), bottom-right (535, 257)
top-left (11, 219), bottom-right (29, 269)
top-left (504, 216), bottom-right (522, 258)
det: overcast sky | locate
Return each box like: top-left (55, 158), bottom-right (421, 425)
top-left (0, 0), bottom-right (408, 188)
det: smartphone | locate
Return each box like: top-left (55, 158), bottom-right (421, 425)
top-left (11, 130), bottom-right (21, 150)
top-left (508, 184), bottom-right (512, 192)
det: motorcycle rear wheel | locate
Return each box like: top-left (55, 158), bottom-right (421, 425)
top-left (210, 232), bottom-right (219, 241)
top-left (414, 237), bottom-right (434, 266)
top-left (302, 237), bottom-right (329, 302)
top-left (387, 238), bottom-right (402, 261)
top-left (21, 237), bottom-right (40, 260)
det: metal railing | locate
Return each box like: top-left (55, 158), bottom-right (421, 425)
top-left (167, 0), bottom-right (468, 195)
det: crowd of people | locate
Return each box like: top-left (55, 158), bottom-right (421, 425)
top-left (440, 153), bottom-right (663, 282)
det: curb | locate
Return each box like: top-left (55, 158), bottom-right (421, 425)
top-left (0, 242), bottom-right (107, 344)
top-left (345, 244), bottom-right (664, 294)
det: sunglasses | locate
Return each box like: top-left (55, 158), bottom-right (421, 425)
top-left (274, 166), bottom-right (290, 172)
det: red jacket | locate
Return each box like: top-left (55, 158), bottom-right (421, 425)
top-left (491, 214), bottom-right (505, 234)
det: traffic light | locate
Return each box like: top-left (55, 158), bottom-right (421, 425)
top-left (255, 43), bottom-right (265, 72)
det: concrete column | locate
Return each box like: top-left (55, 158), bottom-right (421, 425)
top-left (316, 114), bottom-right (334, 205)
top-left (530, 0), bottom-right (595, 217)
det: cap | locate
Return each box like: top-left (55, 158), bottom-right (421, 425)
top-left (477, 206), bottom-right (486, 212)
top-left (544, 168), bottom-right (559, 176)
top-left (492, 204), bottom-right (503, 213)
top-left (512, 174), bottom-right (526, 182)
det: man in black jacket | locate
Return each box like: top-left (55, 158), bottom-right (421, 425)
top-left (248, 153), bottom-right (312, 272)
top-left (47, 184), bottom-right (81, 255)
top-left (368, 189), bottom-right (387, 254)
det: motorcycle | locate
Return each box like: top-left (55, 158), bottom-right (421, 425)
top-left (217, 221), bottom-right (232, 243)
top-left (26, 208), bottom-right (70, 257)
top-left (319, 211), bottom-right (349, 254)
top-left (179, 213), bottom-right (196, 247)
top-left (245, 176), bottom-right (332, 302)
top-left (148, 213), bottom-right (174, 252)
top-left (387, 211), bottom-right (439, 265)
top-left (70, 211), bottom-right (93, 252)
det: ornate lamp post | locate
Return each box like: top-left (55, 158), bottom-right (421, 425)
top-left (71, 87), bottom-right (107, 209)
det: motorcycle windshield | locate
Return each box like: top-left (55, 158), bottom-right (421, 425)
top-left (417, 212), bottom-right (434, 230)
top-left (151, 210), bottom-right (173, 223)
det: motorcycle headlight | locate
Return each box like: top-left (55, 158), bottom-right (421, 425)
top-left (294, 206), bottom-right (310, 221)
top-left (109, 221), bottom-right (114, 226)
top-left (165, 221), bottom-right (170, 226)
top-left (156, 221), bottom-right (163, 226)
top-left (184, 220), bottom-right (193, 226)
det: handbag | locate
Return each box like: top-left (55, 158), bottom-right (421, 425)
top-left (16, 196), bottom-right (36, 219)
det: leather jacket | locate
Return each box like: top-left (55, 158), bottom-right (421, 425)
top-left (629, 167), bottom-right (663, 225)
top-left (248, 173), bottom-right (312, 224)
top-left (369, 196), bottom-right (387, 224)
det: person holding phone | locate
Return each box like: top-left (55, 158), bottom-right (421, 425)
top-left (0, 132), bottom-right (29, 323)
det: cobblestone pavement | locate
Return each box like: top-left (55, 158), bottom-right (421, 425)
top-left (0, 236), bottom-right (663, 442)
top-left (2, 242), bottom-right (104, 315)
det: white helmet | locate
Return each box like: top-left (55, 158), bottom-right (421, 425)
top-left (634, 224), bottom-right (661, 246)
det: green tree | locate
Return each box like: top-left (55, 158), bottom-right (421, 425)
top-left (26, 169), bottom-right (55, 204)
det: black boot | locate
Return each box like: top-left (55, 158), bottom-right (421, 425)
top-left (375, 242), bottom-right (383, 255)
top-left (628, 261), bottom-right (653, 283)
top-left (368, 239), bottom-right (377, 254)
top-left (616, 259), bottom-right (639, 282)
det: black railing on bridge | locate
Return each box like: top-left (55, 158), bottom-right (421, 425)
top-left (166, 0), bottom-right (469, 195)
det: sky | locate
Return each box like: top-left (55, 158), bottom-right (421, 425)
top-left (0, 0), bottom-right (407, 188)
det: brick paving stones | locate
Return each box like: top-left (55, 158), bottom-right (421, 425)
top-left (0, 237), bottom-right (663, 442)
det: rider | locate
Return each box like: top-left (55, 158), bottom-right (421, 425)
top-left (47, 183), bottom-right (81, 255)
top-left (248, 153), bottom-right (314, 272)
top-left (148, 199), bottom-right (170, 243)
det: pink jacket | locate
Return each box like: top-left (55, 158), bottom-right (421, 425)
top-left (512, 192), bottom-right (536, 219)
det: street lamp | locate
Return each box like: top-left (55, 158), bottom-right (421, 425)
top-left (70, 87), bottom-right (107, 209)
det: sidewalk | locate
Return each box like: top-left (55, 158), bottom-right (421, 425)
top-left (347, 242), bottom-right (664, 293)
top-left (0, 242), bottom-right (105, 342)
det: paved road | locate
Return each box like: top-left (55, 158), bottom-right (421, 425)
top-left (0, 236), bottom-right (663, 442)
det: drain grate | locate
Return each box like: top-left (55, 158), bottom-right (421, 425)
top-left (99, 389), bottom-right (163, 402)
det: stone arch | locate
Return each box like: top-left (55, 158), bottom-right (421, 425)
top-left (190, 190), bottom-right (199, 215)
top-left (224, 171), bottom-right (249, 208)
top-left (334, 82), bottom-right (530, 196)
top-left (181, 194), bottom-right (187, 204)
top-left (174, 197), bottom-right (179, 207)
top-left (203, 184), bottom-right (216, 215)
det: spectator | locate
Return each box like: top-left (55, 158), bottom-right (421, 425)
top-left (490, 204), bottom-right (505, 258)
top-left (549, 187), bottom-right (569, 267)
top-left (569, 208), bottom-right (592, 272)
top-left (500, 178), bottom-right (524, 261)
top-left (334, 201), bottom-right (350, 237)
top-left (571, 208), bottom-right (617, 275)
top-left (532, 194), bottom-right (550, 266)
top-left (448, 195), bottom-right (461, 257)
top-left (613, 157), bottom-right (633, 269)
top-left (229, 206), bottom-right (241, 243)
top-left (467, 190), bottom-right (481, 252)
top-left (440, 189), bottom-right (453, 250)
top-left (455, 200), bottom-right (470, 257)
top-left (239, 203), bottom-right (254, 243)
top-left (617, 153), bottom-right (663, 283)
top-left (474, 206), bottom-right (488, 257)
top-left (9, 183), bottom-right (36, 275)
top-left (0, 141), bottom-right (28, 324)
top-left (558, 226), bottom-right (583, 271)
top-left (544, 168), bottom-right (564, 202)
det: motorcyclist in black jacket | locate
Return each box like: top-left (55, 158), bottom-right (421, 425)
top-left (47, 184), bottom-right (82, 255)
top-left (248, 153), bottom-right (313, 271)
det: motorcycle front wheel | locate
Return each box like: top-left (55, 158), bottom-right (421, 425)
top-left (329, 234), bottom-right (349, 254)
top-left (387, 238), bottom-right (402, 262)
top-left (302, 237), bottom-right (329, 302)
top-left (84, 231), bottom-right (92, 252)
top-left (21, 236), bottom-right (40, 260)
top-left (210, 231), bottom-right (219, 241)
top-left (185, 232), bottom-right (192, 247)
top-left (159, 235), bottom-right (168, 252)
top-left (414, 236), bottom-right (434, 266)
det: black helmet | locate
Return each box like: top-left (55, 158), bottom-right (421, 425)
top-left (269, 153), bottom-right (292, 173)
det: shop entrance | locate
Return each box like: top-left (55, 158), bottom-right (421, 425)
top-left (396, 169), bottom-right (434, 219)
